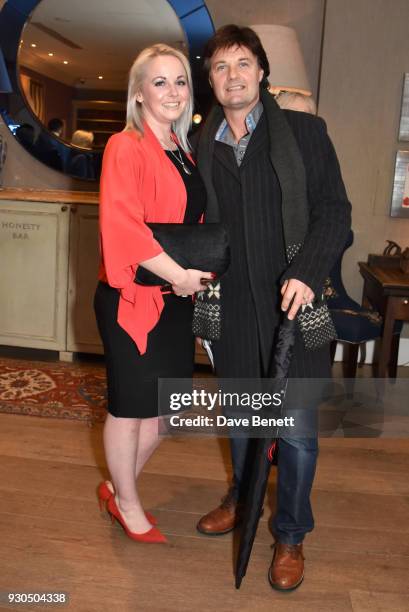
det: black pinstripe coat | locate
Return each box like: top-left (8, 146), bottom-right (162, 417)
top-left (196, 95), bottom-right (351, 380)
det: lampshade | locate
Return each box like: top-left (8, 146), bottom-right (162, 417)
top-left (250, 24), bottom-right (312, 96)
top-left (0, 47), bottom-right (12, 93)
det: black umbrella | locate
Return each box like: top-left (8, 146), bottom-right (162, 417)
top-left (235, 314), bottom-right (297, 589)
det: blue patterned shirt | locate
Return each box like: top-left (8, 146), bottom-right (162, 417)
top-left (215, 101), bottom-right (263, 166)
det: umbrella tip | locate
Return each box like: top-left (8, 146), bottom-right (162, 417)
top-left (235, 578), bottom-right (242, 589)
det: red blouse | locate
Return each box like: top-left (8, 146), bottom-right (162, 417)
top-left (98, 123), bottom-right (188, 354)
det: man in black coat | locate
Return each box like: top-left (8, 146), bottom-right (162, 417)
top-left (195, 25), bottom-right (351, 591)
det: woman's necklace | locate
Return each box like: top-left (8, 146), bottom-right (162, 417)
top-left (160, 135), bottom-right (192, 176)
top-left (167, 144), bottom-right (192, 176)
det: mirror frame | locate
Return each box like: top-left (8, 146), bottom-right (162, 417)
top-left (0, 0), bottom-right (214, 181)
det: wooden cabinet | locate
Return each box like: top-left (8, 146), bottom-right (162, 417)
top-left (67, 204), bottom-right (102, 354)
top-left (0, 190), bottom-right (100, 358)
top-left (0, 199), bottom-right (70, 350)
top-left (0, 189), bottom-right (210, 365)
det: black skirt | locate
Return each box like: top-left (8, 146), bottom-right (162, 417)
top-left (94, 282), bottom-right (195, 418)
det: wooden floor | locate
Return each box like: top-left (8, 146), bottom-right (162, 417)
top-left (1, 368), bottom-right (409, 611)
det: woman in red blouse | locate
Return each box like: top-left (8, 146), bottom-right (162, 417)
top-left (94, 44), bottom-right (211, 543)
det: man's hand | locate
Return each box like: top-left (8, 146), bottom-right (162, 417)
top-left (281, 279), bottom-right (315, 320)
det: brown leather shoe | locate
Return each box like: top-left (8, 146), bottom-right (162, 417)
top-left (196, 490), bottom-right (239, 536)
top-left (268, 542), bottom-right (305, 591)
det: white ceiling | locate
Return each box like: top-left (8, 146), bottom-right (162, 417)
top-left (17, 0), bottom-right (187, 90)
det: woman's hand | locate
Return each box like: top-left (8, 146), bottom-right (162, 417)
top-left (138, 252), bottom-right (214, 295)
top-left (172, 270), bottom-right (213, 296)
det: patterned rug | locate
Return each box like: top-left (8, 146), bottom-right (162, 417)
top-left (0, 357), bottom-right (107, 423)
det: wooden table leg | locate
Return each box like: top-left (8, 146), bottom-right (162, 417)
top-left (377, 300), bottom-right (395, 378)
top-left (362, 294), bottom-right (372, 310)
top-left (389, 333), bottom-right (400, 378)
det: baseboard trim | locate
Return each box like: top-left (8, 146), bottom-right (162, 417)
top-left (334, 337), bottom-right (409, 366)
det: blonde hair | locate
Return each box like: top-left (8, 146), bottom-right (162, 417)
top-left (275, 91), bottom-right (317, 115)
top-left (125, 43), bottom-right (193, 152)
top-left (71, 129), bottom-right (94, 148)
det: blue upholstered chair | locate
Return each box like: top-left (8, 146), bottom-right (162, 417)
top-left (326, 231), bottom-right (402, 378)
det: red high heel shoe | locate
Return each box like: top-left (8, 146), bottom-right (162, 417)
top-left (106, 496), bottom-right (167, 544)
top-left (97, 481), bottom-right (157, 525)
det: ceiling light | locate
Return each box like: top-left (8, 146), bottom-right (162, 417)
top-left (98, 76), bottom-right (103, 80)
top-left (192, 113), bottom-right (202, 124)
top-left (31, 43), bottom-right (37, 48)
top-left (196, 55), bottom-right (201, 59)
top-left (48, 53), bottom-right (54, 57)
top-left (63, 60), bottom-right (68, 64)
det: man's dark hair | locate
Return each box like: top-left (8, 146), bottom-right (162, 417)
top-left (47, 118), bottom-right (63, 133)
top-left (203, 25), bottom-right (270, 89)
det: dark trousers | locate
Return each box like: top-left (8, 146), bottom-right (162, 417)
top-left (230, 433), bottom-right (318, 545)
top-left (215, 332), bottom-right (322, 545)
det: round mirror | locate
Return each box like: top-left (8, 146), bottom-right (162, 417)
top-left (0, 0), bottom-right (214, 180)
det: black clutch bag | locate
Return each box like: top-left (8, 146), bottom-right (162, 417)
top-left (134, 223), bottom-right (230, 286)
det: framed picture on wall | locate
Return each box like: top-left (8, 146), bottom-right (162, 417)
top-left (391, 150), bottom-right (409, 217)
top-left (398, 73), bottom-right (409, 141)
